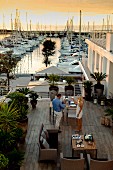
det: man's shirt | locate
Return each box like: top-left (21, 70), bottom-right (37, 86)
top-left (52, 98), bottom-right (65, 112)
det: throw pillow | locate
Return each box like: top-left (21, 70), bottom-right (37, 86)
top-left (41, 130), bottom-right (46, 139)
top-left (42, 138), bottom-right (50, 149)
top-left (40, 136), bottom-right (43, 142)
top-left (44, 129), bottom-right (49, 139)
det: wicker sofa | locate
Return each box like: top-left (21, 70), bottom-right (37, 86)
top-left (38, 123), bottom-right (59, 162)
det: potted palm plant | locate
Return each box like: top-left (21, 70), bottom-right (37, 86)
top-left (16, 87), bottom-right (30, 95)
top-left (29, 91), bottom-right (39, 109)
top-left (90, 72), bottom-right (107, 97)
top-left (7, 92), bottom-right (29, 142)
top-left (0, 153), bottom-right (9, 170)
top-left (0, 102), bottom-right (24, 170)
top-left (104, 108), bottom-right (113, 127)
top-left (47, 74), bottom-right (60, 100)
top-left (83, 80), bottom-right (93, 101)
top-left (64, 76), bottom-right (75, 96)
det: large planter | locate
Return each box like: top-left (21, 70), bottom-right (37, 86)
top-left (94, 83), bottom-right (104, 97)
top-left (84, 88), bottom-right (92, 101)
top-left (17, 116), bottom-right (28, 143)
top-left (30, 100), bottom-right (37, 109)
top-left (65, 85), bottom-right (74, 96)
top-left (49, 86), bottom-right (59, 101)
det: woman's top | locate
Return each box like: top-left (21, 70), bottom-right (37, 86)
top-left (75, 101), bottom-right (83, 119)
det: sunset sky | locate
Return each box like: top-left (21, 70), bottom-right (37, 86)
top-left (0, 0), bottom-right (113, 30)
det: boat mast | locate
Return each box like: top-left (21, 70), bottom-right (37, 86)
top-left (79, 10), bottom-right (81, 59)
top-left (26, 12), bottom-right (28, 37)
top-left (11, 13), bottom-right (13, 33)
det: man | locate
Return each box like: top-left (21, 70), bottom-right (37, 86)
top-left (52, 94), bottom-right (66, 131)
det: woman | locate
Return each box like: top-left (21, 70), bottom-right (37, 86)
top-left (72, 96), bottom-right (84, 131)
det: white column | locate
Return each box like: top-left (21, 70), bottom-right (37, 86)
top-left (98, 55), bottom-right (102, 73)
top-left (102, 57), bottom-right (107, 74)
top-left (92, 51), bottom-right (95, 73)
top-left (94, 52), bottom-right (97, 72)
top-left (106, 59), bottom-right (110, 97)
top-left (87, 47), bottom-right (91, 69)
top-left (88, 47), bottom-right (93, 72)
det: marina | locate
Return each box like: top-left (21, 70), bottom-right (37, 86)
top-left (1, 1), bottom-right (113, 170)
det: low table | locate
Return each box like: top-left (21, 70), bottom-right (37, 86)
top-left (72, 135), bottom-right (97, 159)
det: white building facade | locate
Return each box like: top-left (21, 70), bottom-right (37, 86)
top-left (85, 32), bottom-right (113, 98)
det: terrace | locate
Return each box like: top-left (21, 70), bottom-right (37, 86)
top-left (20, 97), bottom-right (113, 170)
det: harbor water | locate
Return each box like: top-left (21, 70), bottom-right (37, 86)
top-left (15, 38), bottom-right (60, 74)
top-left (0, 35), bottom-right (61, 74)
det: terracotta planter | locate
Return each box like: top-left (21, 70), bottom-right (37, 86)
top-left (17, 116), bottom-right (28, 143)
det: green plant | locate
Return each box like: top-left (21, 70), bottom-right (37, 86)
top-left (29, 91), bottom-right (39, 101)
top-left (0, 102), bottom-right (19, 132)
top-left (7, 148), bottom-right (24, 170)
top-left (0, 129), bottom-right (17, 153)
top-left (7, 92), bottom-right (29, 120)
top-left (90, 72), bottom-right (107, 84)
top-left (0, 153), bottom-right (9, 170)
top-left (105, 108), bottom-right (113, 119)
top-left (83, 80), bottom-right (93, 90)
top-left (64, 76), bottom-right (75, 85)
top-left (16, 88), bottom-right (30, 95)
top-left (47, 74), bottom-right (60, 86)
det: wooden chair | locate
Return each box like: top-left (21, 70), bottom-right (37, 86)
top-left (87, 154), bottom-right (113, 170)
top-left (60, 152), bottom-right (85, 170)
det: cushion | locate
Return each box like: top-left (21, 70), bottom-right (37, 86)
top-left (41, 130), bottom-right (46, 139)
top-left (44, 129), bottom-right (49, 139)
top-left (40, 136), bottom-right (43, 142)
top-left (42, 138), bottom-right (50, 149)
top-left (39, 136), bottom-right (45, 149)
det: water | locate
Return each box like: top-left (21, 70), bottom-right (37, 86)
top-left (0, 35), bottom-right (61, 74)
top-left (15, 38), bottom-right (61, 74)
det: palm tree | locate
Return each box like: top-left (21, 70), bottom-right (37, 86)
top-left (0, 51), bottom-right (18, 91)
top-left (16, 87), bottom-right (30, 95)
top-left (42, 39), bottom-right (56, 67)
top-left (90, 72), bottom-right (107, 96)
top-left (47, 74), bottom-right (60, 87)
top-left (90, 72), bottom-right (107, 84)
top-left (47, 74), bottom-right (60, 100)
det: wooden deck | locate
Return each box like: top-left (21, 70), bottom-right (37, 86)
top-left (20, 98), bottom-right (113, 170)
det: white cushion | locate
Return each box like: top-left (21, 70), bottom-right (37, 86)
top-left (42, 138), bottom-right (49, 149)
top-left (40, 136), bottom-right (43, 142)
top-left (41, 130), bottom-right (46, 139)
top-left (44, 129), bottom-right (49, 139)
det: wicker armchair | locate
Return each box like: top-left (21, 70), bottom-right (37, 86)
top-left (38, 124), bottom-right (58, 162)
top-left (60, 153), bottom-right (85, 170)
top-left (38, 147), bottom-right (57, 162)
top-left (87, 154), bottom-right (113, 170)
